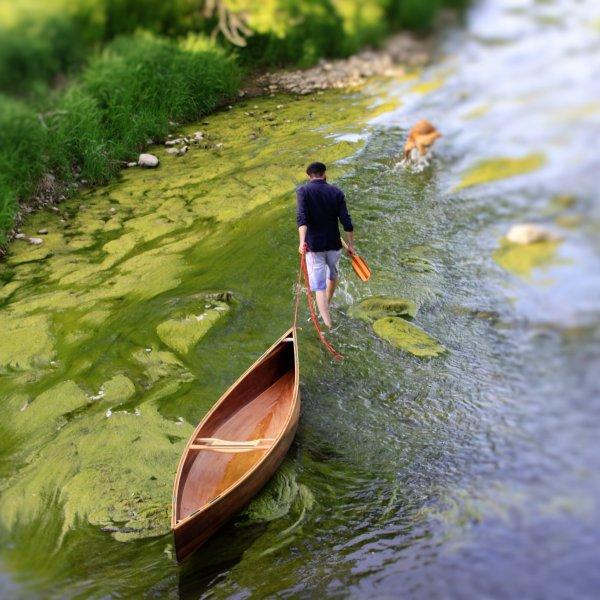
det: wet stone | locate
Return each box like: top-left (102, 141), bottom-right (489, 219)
top-left (372, 317), bottom-right (446, 357)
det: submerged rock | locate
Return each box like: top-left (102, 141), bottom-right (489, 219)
top-left (454, 153), bottom-right (545, 190)
top-left (505, 223), bottom-right (558, 245)
top-left (349, 295), bottom-right (418, 323)
top-left (372, 317), bottom-right (446, 357)
top-left (493, 239), bottom-right (562, 278)
top-left (156, 301), bottom-right (230, 355)
top-left (138, 153), bottom-right (159, 168)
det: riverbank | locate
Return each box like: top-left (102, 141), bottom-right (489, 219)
top-left (1, 30), bottom-right (433, 258)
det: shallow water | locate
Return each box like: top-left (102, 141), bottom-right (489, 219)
top-left (1, 0), bottom-right (599, 597)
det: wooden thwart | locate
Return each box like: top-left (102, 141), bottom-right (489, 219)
top-left (189, 437), bottom-right (275, 453)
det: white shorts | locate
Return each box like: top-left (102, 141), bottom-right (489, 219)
top-left (306, 250), bottom-right (342, 292)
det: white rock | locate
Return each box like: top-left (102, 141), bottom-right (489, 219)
top-left (127, 161), bottom-right (137, 168)
top-left (193, 131), bottom-right (204, 141)
top-left (28, 237), bottom-right (43, 245)
top-left (178, 145), bottom-right (188, 156)
top-left (165, 138), bottom-right (183, 147)
top-left (14, 232), bottom-right (26, 240)
top-left (37, 228), bottom-right (48, 234)
top-left (138, 153), bottom-right (159, 168)
top-left (166, 147), bottom-right (179, 156)
top-left (506, 223), bottom-right (557, 245)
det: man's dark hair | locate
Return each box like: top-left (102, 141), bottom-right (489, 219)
top-left (306, 162), bottom-right (326, 177)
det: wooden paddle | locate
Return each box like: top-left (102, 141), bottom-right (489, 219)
top-left (341, 239), bottom-right (371, 282)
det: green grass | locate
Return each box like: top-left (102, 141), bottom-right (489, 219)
top-left (0, 96), bottom-right (47, 245)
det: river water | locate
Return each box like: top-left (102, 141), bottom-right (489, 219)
top-left (1, 0), bottom-right (599, 598)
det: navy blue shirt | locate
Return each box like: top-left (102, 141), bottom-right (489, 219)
top-left (296, 179), bottom-right (353, 252)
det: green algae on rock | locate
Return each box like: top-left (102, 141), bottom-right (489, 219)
top-left (0, 313), bottom-right (54, 371)
top-left (454, 153), bottom-right (546, 190)
top-left (348, 295), bottom-right (418, 323)
top-left (0, 397), bottom-right (193, 543)
top-left (240, 461), bottom-right (314, 525)
top-left (157, 300), bottom-right (230, 355)
top-left (372, 316), bottom-right (446, 357)
top-left (493, 238), bottom-right (563, 278)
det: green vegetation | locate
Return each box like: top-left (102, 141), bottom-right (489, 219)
top-left (0, 34), bottom-right (241, 245)
top-left (348, 295), bottom-right (418, 323)
top-left (0, 0), bottom-right (466, 247)
top-left (0, 89), bottom-right (379, 567)
top-left (493, 238), bottom-right (563, 279)
top-left (372, 316), bottom-right (447, 357)
top-left (454, 153), bottom-right (546, 191)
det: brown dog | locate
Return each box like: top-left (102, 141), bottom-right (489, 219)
top-left (403, 119), bottom-right (442, 162)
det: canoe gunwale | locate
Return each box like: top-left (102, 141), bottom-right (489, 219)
top-left (171, 326), bottom-right (299, 532)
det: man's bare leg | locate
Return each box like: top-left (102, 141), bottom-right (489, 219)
top-left (326, 278), bottom-right (337, 303)
top-left (315, 290), bottom-right (332, 328)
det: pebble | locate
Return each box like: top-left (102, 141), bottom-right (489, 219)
top-left (37, 228), bottom-right (48, 234)
top-left (138, 153), bottom-right (159, 168)
top-left (126, 162), bottom-right (137, 168)
top-left (506, 223), bottom-right (558, 245)
top-left (252, 33), bottom-right (428, 96)
top-left (28, 237), bottom-right (43, 245)
top-left (14, 232), bottom-right (26, 240)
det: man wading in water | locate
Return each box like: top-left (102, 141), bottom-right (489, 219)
top-left (297, 162), bottom-right (354, 329)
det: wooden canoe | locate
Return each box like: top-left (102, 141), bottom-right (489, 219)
top-left (171, 327), bottom-right (300, 562)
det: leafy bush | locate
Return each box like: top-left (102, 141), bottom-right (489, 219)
top-left (0, 10), bottom-right (98, 94)
top-left (239, 0), bottom-right (387, 67)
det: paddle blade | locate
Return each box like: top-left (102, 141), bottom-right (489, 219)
top-left (351, 253), bottom-right (371, 282)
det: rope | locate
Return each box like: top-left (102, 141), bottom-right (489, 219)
top-left (293, 244), bottom-right (344, 361)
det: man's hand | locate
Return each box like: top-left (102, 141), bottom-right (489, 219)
top-left (345, 243), bottom-right (355, 256)
top-left (299, 243), bottom-right (306, 255)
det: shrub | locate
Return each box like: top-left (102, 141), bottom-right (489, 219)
top-left (239, 0), bottom-right (387, 67)
top-left (0, 12), bottom-right (95, 94)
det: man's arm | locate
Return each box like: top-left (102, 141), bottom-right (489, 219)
top-left (296, 187), bottom-right (308, 254)
top-left (338, 192), bottom-right (355, 253)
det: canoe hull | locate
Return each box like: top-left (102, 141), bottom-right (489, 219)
top-left (172, 328), bottom-right (300, 562)
top-left (173, 398), bottom-right (299, 562)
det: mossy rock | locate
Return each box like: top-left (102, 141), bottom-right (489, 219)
top-left (493, 239), bottom-right (562, 278)
top-left (454, 153), bottom-right (546, 190)
top-left (349, 295), bottom-right (418, 323)
top-left (156, 300), bottom-right (230, 355)
top-left (372, 317), bottom-right (446, 357)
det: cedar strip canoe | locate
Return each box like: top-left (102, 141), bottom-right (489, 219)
top-left (171, 327), bottom-right (300, 562)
